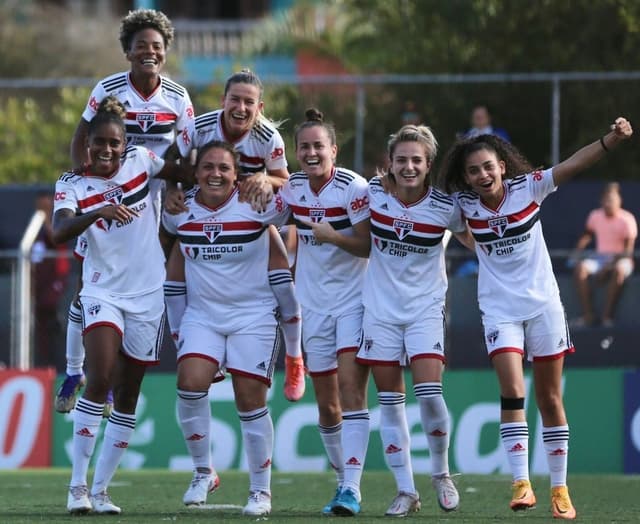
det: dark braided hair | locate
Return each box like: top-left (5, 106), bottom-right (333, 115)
top-left (88, 96), bottom-right (126, 137)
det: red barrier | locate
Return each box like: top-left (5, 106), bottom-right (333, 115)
top-left (0, 368), bottom-right (56, 468)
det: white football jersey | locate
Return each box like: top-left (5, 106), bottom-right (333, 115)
top-left (53, 146), bottom-right (166, 298)
top-left (363, 178), bottom-right (465, 323)
top-left (279, 167), bottom-right (369, 315)
top-left (455, 168), bottom-right (559, 320)
top-left (162, 190), bottom-right (290, 333)
top-left (82, 72), bottom-right (194, 157)
top-left (178, 109), bottom-right (287, 175)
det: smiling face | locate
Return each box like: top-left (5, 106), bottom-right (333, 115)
top-left (295, 125), bottom-right (337, 184)
top-left (126, 28), bottom-right (166, 78)
top-left (463, 148), bottom-right (506, 206)
top-left (390, 141), bottom-right (431, 200)
top-left (88, 122), bottom-right (126, 177)
top-left (221, 82), bottom-right (263, 140)
top-left (195, 146), bottom-right (238, 206)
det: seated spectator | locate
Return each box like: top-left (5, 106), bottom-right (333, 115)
top-left (572, 182), bottom-right (637, 327)
top-left (462, 104), bottom-right (510, 142)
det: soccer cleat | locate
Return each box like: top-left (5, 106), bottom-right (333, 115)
top-left (103, 390), bottom-right (114, 418)
top-left (284, 355), bottom-right (306, 402)
top-left (67, 485), bottom-right (92, 514)
top-left (242, 490), bottom-right (271, 516)
top-left (432, 474), bottom-right (459, 511)
top-left (551, 486), bottom-right (576, 520)
top-left (322, 487), bottom-right (342, 515)
top-left (90, 490), bottom-right (121, 514)
top-left (183, 471), bottom-right (221, 506)
top-left (510, 479), bottom-right (537, 511)
top-left (55, 374), bottom-right (86, 413)
top-left (384, 491), bottom-right (421, 517)
top-left (331, 487), bottom-right (361, 516)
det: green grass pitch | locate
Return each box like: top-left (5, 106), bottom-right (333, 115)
top-left (2, 470), bottom-right (639, 523)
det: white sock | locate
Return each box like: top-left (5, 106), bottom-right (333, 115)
top-left (319, 423), bottom-right (344, 485)
top-left (500, 421), bottom-right (530, 481)
top-left (269, 270), bottom-right (302, 359)
top-left (379, 392), bottom-right (415, 494)
top-left (70, 398), bottom-right (103, 486)
top-left (414, 382), bottom-right (451, 477)
top-left (341, 410), bottom-right (370, 499)
top-left (66, 303), bottom-right (84, 376)
top-left (543, 425), bottom-right (569, 487)
top-left (164, 281), bottom-right (187, 340)
top-left (178, 389), bottom-right (212, 471)
top-left (91, 410), bottom-right (135, 495)
top-left (239, 407), bottom-right (273, 494)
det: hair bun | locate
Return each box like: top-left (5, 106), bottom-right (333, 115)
top-left (305, 108), bottom-right (324, 123)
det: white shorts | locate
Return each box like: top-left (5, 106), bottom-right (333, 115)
top-left (178, 312), bottom-right (280, 386)
top-left (482, 298), bottom-right (574, 362)
top-left (302, 305), bottom-right (364, 376)
top-left (79, 288), bottom-right (165, 364)
top-left (357, 306), bottom-right (446, 366)
top-left (582, 255), bottom-right (633, 278)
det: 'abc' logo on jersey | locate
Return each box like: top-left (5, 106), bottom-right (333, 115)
top-left (136, 113), bottom-right (157, 132)
top-left (488, 216), bottom-right (508, 238)
top-left (309, 209), bottom-right (325, 223)
top-left (203, 223), bottom-right (223, 243)
top-left (393, 219), bottom-right (413, 240)
top-left (103, 187), bottom-right (123, 205)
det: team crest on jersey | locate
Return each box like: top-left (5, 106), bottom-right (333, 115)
top-left (103, 187), bottom-right (123, 205)
top-left (374, 238), bottom-right (388, 252)
top-left (88, 303), bottom-right (101, 317)
top-left (309, 209), bottom-right (325, 223)
top-left (203, 223), bottom-right (223, 242)
top-left (393, 219), bottom-right (413, 240)
top-left (184, 246), bottom-right (200, 259)
top-left (486, 328), bottom-right (500, 345)
top-left (488, 216), bottom-right (508, 237)
top-left (136, 113), bottom-right (156, 132)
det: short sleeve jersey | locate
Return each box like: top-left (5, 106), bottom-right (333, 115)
top-left (178, 109), bottom-right (287, 175)
top-left (279, 167), bottom-right (369, 315)
top-left (82, 72), bottom-right (194, 157)
top-left (162, 190), bottom-right (290, 333)
top-left (363, 178), bottom-right (465, 323)
top-left (455, 168), bottom-right (558, 320)
top-left (53, 146), bottom-right (166, 298)
top-left (586, 208), bottom-right (638, 254)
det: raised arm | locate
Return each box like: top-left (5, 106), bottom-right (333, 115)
top-left (552, 117), bottom-right (633, 186)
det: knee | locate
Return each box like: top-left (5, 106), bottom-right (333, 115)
top-left (536, 389), bottom-right (564, 416)
top-left (317, 400), bottom-right (341, 422)
top-left (574, 263), bottom-right (589, 281)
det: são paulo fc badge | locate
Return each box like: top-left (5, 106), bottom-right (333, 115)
top-left (486, 328), bottom-right (500, 345)
top-left (203, 223), bottom-right (222, 242)
top-left (88, 303), bottom-right (101, 317)
top-left (393, 219), bottom-right (413, 240)
top-left (488, 216), bottom-right (508, 237)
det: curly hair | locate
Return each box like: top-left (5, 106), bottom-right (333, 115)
top-left (437, 134), bottom-right (533, 194)
top-left (88, 95), bottom-right (126, 137)
top-left (119, 9), bottom-right (174, 52)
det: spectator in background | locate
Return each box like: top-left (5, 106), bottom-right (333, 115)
top-left (401, 100), bottom-right (422, 126)
top-left (32, 191), bottom-right (70, 370)
top-left (572, 182), bottom-right (637, 327)
top-left (462, 104), bottom-right (511, 142)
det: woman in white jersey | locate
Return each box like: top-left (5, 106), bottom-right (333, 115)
top-left (279, 109), bottom-right (371, 516)
top-left (357, 125), bottom-right (473, 516)
top-left (162, 141), bottom-right (290, 517)
top-left (166, 70), bottom-right (305, 403)
top-left (56, 8), bottom-right (195, 418)
top-left (438, 117), bottom-right (633, 520)
top-left (53, 97), bottom-right (191, 515)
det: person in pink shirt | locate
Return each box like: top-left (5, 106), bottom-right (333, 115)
top-left (573, 182), bottom-right (637, 326)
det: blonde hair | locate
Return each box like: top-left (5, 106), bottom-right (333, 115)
top-left (388, 124), bottom-right (438, 162)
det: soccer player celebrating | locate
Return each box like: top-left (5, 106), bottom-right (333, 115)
top-left (56, 8), bottom-right (195, 418)
top-left (279, 109), bottom-right (371, 516)
top-left (53, 97), bottom-right (192, 515)
top-left (170, 69), bottom-right (305, 403)
top-left (162, 141), bottom-right (290, 517)
top-left (357, 125), bottom-right (472, 516)
top-left (438, 117), bottom-right (633, 520)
